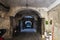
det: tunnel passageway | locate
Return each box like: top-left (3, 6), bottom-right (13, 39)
top-left (10, 9), bottom-right (45, 40)
top-left (13, 33), bottom-right (41, 40)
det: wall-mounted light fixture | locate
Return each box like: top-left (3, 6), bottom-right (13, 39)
top-left (50, 20), bottom-right (52, 25)
top-left (46, 21), bottom-right (48, 25)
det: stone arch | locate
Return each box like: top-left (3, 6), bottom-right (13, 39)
top-left (10, 9), bottom-right (45, 39)
top-left (10, 8), bottom-right (42, 18)
top-left (15, 9), bottom-right (41, 18)
top-left (14, 9), bottom-right (42, 33)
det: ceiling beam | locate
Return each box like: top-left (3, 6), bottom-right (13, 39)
top-left (46, 0), bottom-right (60, 11)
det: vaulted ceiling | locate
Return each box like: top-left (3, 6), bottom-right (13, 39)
top-left (0, 0), bottom-right (56, 7)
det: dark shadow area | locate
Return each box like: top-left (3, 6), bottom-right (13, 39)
top-left (0, 3), bottom-right (10, 11)
top-left (0, 29), bottom-right (6, 37)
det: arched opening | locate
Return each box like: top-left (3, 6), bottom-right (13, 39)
top-left (10, 9), bottom-right (45, 40)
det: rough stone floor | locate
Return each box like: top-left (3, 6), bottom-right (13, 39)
top-left (12, 32), bottom-right (42, 40)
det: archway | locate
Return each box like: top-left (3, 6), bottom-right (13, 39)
top-left (10, 9), bottom-right (45, 40)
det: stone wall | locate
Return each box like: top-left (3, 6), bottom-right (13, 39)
top-left (48, 4), bottom-right (60, 40)
top-left (0, 11), bottom-right (11, 38)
